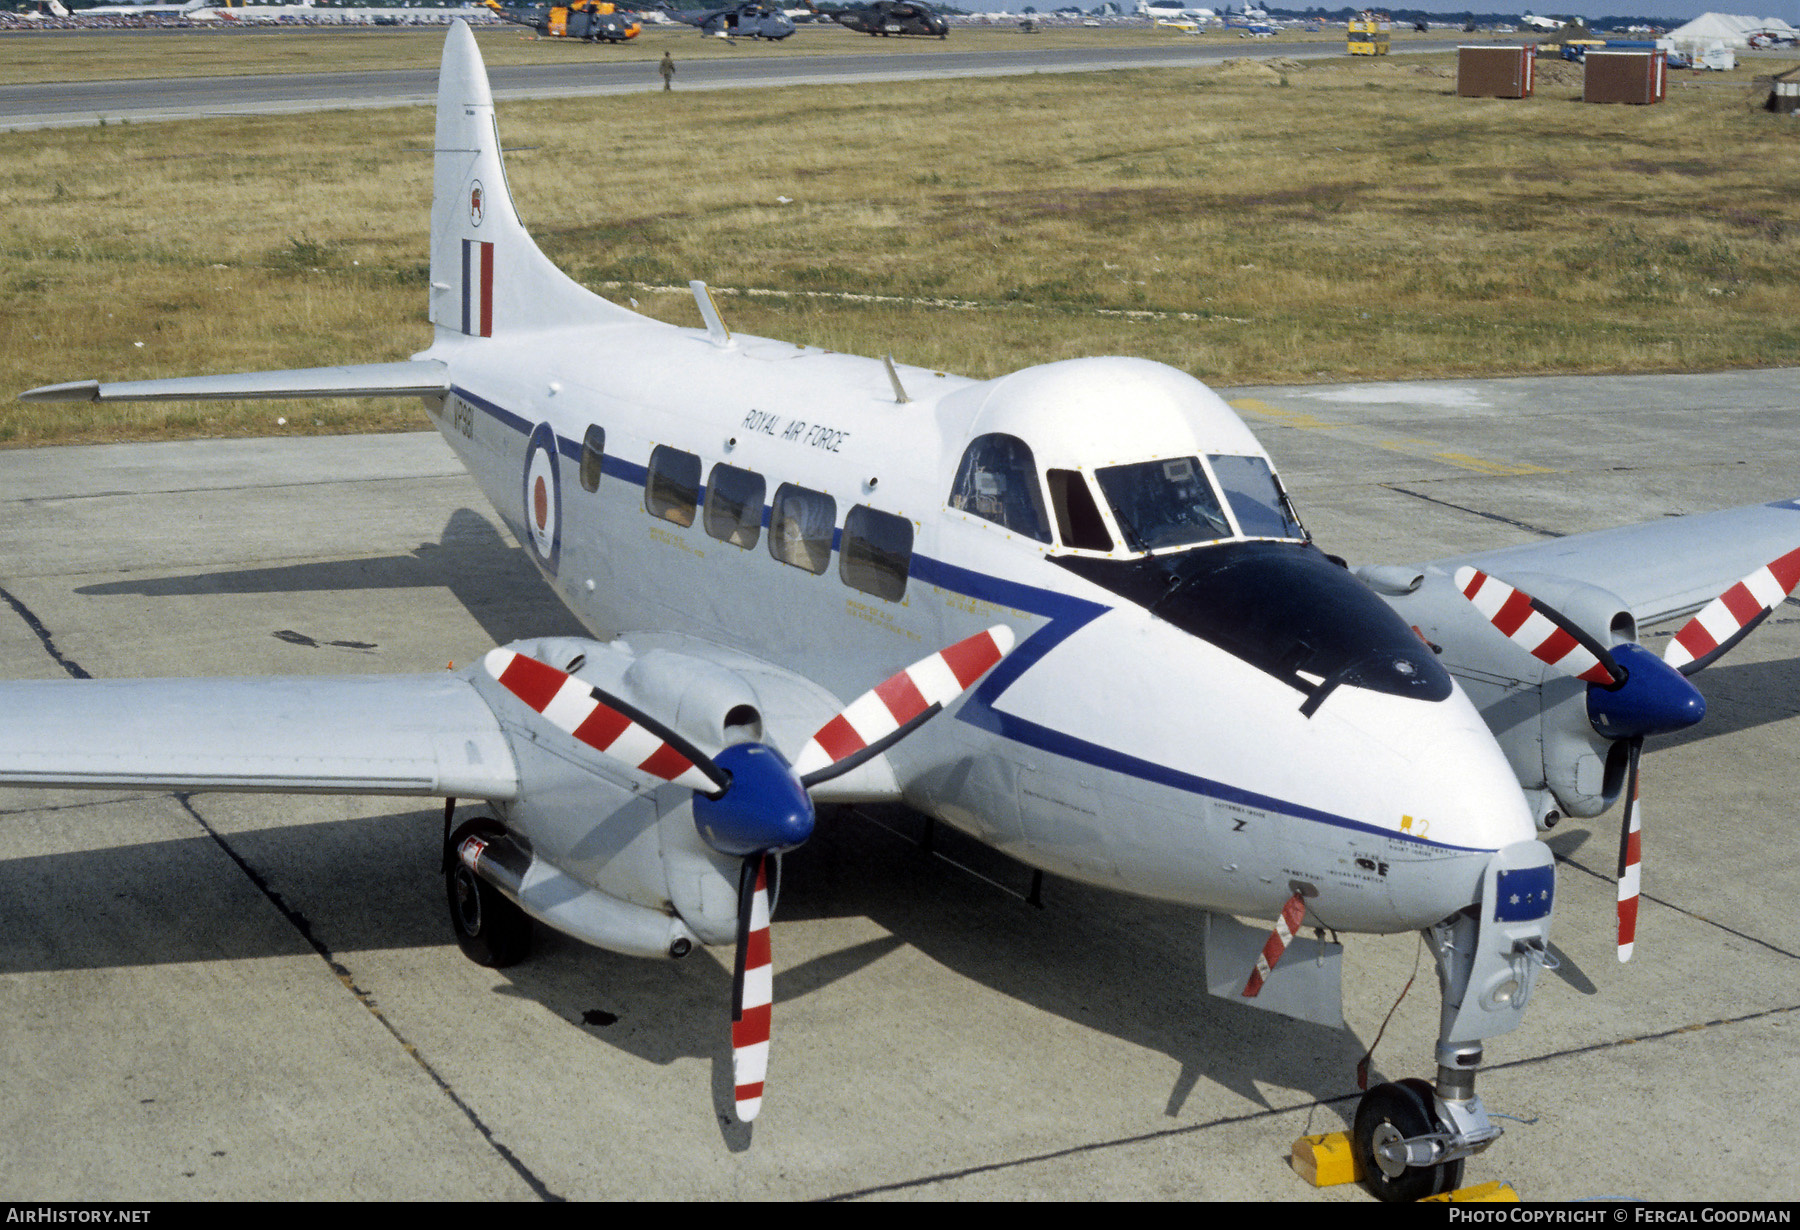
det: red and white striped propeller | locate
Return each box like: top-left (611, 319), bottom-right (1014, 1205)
top-left (1662, 546), bottom-right (1800, 677)
top-left (1452, 567), bottom-right (1624, 687)
top-left (1453, 549), bottom-right (1800, 962)
top-left (484, 646), bottom-right (727, 793)
top-left (1611, 545), bottom-right (1800, 960)
top-left (485, 625), bottom-right (1016, 1122)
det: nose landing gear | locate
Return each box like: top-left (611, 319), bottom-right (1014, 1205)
top-left (1353, 839), bottom-right (1556, 1201)
top-left (1353, 1078), bottom-right (1464, 1202)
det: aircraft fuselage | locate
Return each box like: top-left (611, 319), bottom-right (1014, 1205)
top-left (421, 320), bottom-right (1538, 938)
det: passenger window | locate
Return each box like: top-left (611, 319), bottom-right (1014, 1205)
top-left (948, 433), bottom-right (1052, 544)
top-left (704, 463), bottom-right (765, 550)
top-left (768, 484), bottom-right (836, 575)
top-left (840, 505), bottom-right (913, 601)
top-left (645, 445), bottom-right (700, 528)
top-left (580, 425), bottom-right (605, 493)
top-left (1046, 469), bottom-right (1113, 552)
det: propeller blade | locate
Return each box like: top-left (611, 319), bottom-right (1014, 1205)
top-left (1242, 890), bottom-right (1307, 998)
top-left (731, 853), bottom-right (773, 1122)
top-left (794, 624), bottom-right (1016, 786)
top-left (1662, 545), bottom-right (1800, 676)
top-left (483, 648), bottom-right (729, 795)
top-left (1616, 738), bottom-right (1644, 963)
top-left (1453, 566), bottom-right (1623, 686)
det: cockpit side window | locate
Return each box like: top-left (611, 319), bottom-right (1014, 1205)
top-left (1094, 456), bottom-right (1231, 552)
top-left (948, 433), bottom-right (1052, 544)
top-left (1046, 469), bottom-right (1113, 552)
top-left (1208, 454), bottom-right (1306, 540)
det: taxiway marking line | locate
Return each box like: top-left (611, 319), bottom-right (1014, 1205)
top-left (1229, 398), bottom-right (1555, 478)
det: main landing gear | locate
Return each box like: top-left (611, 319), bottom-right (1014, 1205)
top-left (1352, 840), bottom-right (1557, 1202)
top-left (446, 817), bottom-right (533, 968)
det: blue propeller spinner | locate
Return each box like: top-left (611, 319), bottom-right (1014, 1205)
top-left (483, 625), bottom-right (1016, 1120)
top-left (1454, 550), bottom-right (1799, 961)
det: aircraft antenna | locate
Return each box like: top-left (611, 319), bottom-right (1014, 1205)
top-left (690, 280), bottom-right (732, 347)
top-left (883, 354), bottom-right (911, 404)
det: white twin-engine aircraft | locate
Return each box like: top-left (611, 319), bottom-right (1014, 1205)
top-left (14, 21), bottom-right (1800, 1200)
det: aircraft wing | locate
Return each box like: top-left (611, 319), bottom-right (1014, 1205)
top-left (1431, 497), bottom-right (1800, 627)
top-left (18, 361), bottom-right (448, 405)
top-left (0, 675), bottom-right (517, 798)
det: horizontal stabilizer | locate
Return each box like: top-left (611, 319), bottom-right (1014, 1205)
top-left (19, 361), bottom-right (449, 405)
top-left (0, 674), bottom-right (517, 799)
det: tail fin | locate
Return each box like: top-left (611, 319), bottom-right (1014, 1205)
top-left (430, 21), bottom-right (637, 339)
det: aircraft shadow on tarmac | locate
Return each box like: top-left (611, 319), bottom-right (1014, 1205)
top-left (33, 508), bottom-right (1432, 1132)
top-left (0, 788), bottom-right (1374, 1135)
top-left (1640, 637), bottom-right (1800, 750)
top-left (73, 508), bottom-right (587, 649)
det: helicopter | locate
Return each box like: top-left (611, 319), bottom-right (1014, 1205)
top-left (827, 0), bottom-right (949, 38)
top-left (483, 0), bottom-right (642, 42)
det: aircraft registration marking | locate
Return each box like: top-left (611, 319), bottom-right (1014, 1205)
top-left (449, 396), bottom-right (475, 440)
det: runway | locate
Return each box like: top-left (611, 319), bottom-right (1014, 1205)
top-left (0, 38), bottom-right (1399, 129)
top-left (0, 367), bottom-right (1794, 1200)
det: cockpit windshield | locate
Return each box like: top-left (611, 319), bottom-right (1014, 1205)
top-left (1094, 457), bottom-right (1231, 552)
top-left (1208, 454), bottom-right (1306, 540)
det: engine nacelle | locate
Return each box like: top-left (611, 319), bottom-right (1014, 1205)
top-left (463, 636), bottom-right (774, 956)
top-left (1366, 568), bottom-right (1635, 823)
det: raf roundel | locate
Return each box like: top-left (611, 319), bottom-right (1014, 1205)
top-left (523, 422), bottom-right (561, 573)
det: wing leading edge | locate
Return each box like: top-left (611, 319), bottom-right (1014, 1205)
top-left (0, 675), bottom-right (517, 798)
top-left (18, 361), bottom-right (449, 405)
top-left (1432, 498), bottom-right (1800, 628)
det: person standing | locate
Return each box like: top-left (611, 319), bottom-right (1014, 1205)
top-left (660, 51), bottom-right (675, 91)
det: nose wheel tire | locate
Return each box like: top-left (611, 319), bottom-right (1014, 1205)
top-left (1352, 1078), bottom-right (1465, 1203)
top-left (446, 821), bottom-right (532, 968)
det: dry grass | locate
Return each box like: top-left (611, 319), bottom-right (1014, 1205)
top-left (1, 47), bottom-right (1796, 445)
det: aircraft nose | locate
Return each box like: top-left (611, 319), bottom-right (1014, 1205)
top-left (1333, 684), bottom-right (1537, 854)
top-left (1319, 685), bottom-right (1540, 930)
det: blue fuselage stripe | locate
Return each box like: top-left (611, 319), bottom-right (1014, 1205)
top-left (449, 384), bottom-right (1486, 854)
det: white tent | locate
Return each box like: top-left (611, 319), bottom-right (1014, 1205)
top-left (1666, 12), bottom-right (1798, 46)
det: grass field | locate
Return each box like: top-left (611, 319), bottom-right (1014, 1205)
top-left (0, 35), bottom-right (1796, 445)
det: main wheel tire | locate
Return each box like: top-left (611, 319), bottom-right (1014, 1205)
top-left (1352, 1078), bottom-right (1465, 1203)
top-left (446, 821), bottom-right (532, 969)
